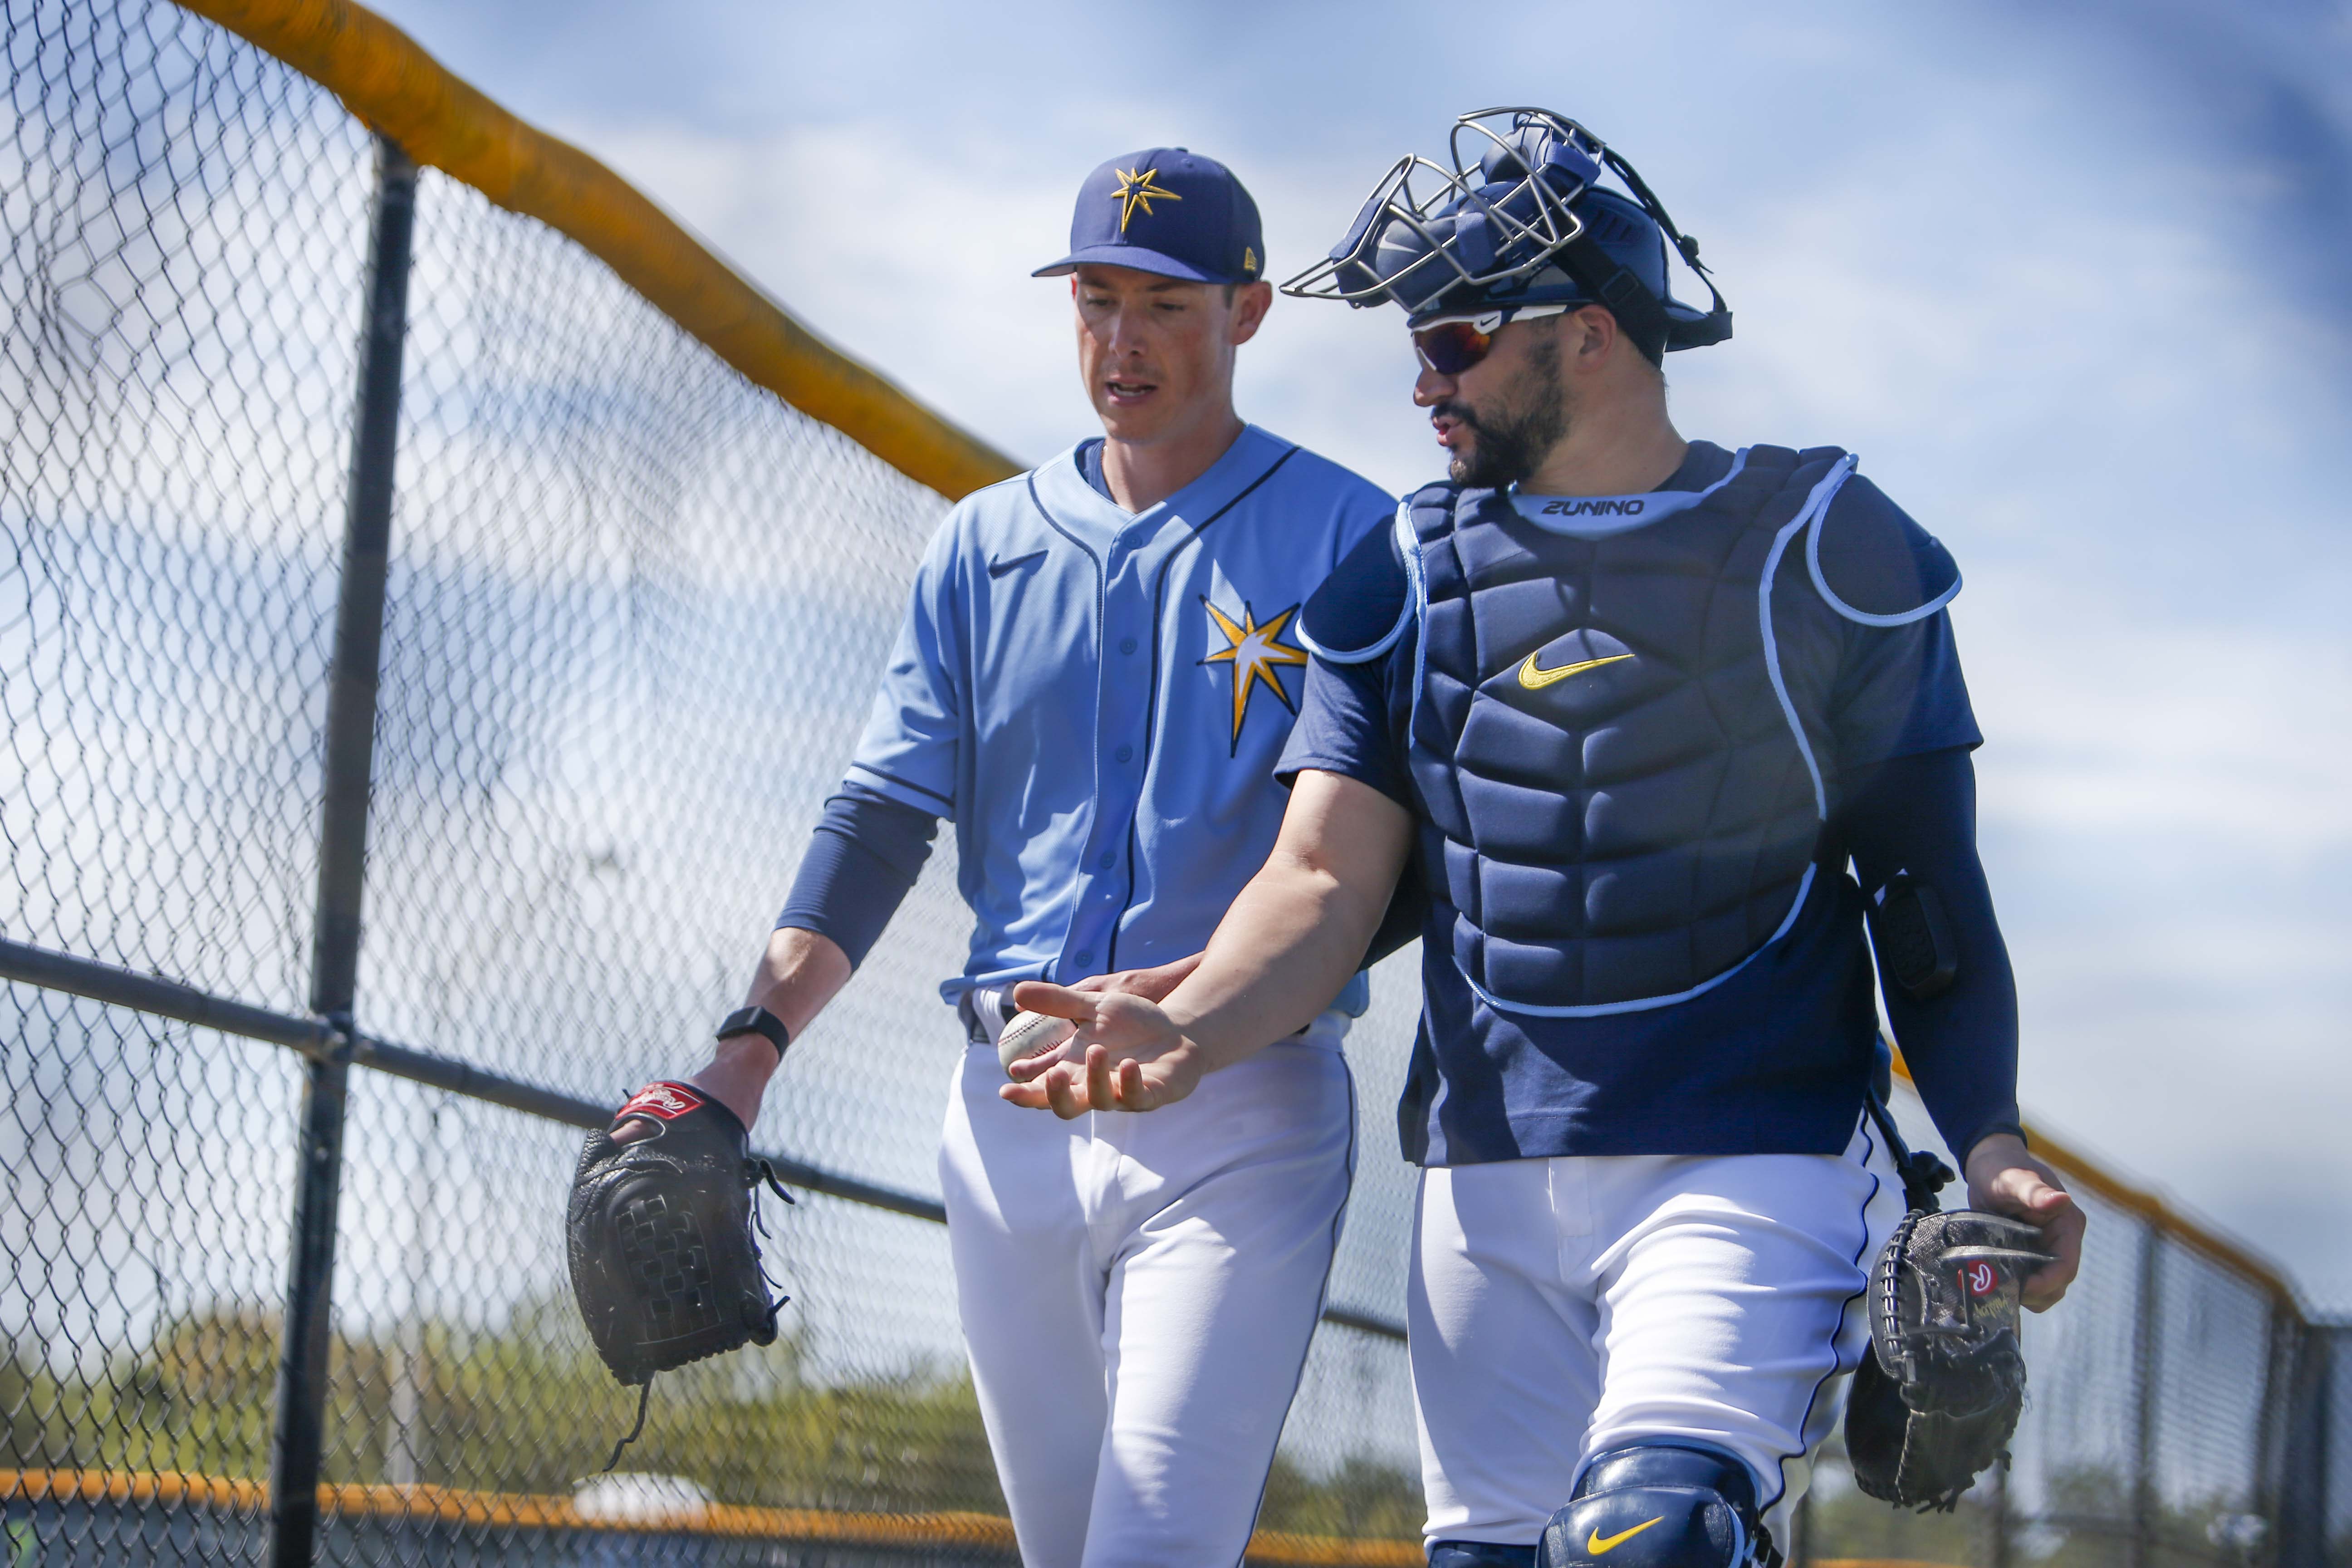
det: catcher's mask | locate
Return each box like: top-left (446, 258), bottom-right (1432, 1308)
top-left (1281, 108), bottom-right (1731, 363)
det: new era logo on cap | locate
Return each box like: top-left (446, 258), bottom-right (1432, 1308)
top-left (1034, 147), bottom-right (1264, 286)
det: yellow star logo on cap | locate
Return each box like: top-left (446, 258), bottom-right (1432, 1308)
top-left (1111, 166), bottom-right (1182, 233)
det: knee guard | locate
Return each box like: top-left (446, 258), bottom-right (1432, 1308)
top-left (1431, 1544), bottom-right (1538, 1568)
top-left (1539, 1444), bottom-right (1776, 1568)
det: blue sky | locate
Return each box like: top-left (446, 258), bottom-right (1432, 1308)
top-left (361, 0), bottom-right (2352, 1302)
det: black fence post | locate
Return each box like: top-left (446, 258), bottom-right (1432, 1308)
top-left (2273, 1324), bottom-right (2337, 1568)
top-left (269, 133), bottom-right (417, 1568)
top-left (2128, 1220), bottom-right (2164, 1568)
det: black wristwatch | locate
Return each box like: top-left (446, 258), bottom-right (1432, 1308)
top-left (716, 1005), bottom-right (790, 1063)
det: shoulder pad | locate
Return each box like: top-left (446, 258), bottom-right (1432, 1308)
top-left (1298, 511), bottom-right (1414, 664)
top-left (1404, 480), bottom-right (1460, 537)
top-left (1735, 443), bottom-right (1803, 484)
top-left (1808, 473), bottom-right (1961, 626)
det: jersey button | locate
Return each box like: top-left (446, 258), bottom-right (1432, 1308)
top-left (1113, 744), bottom-right (1133, 763)
top-left (1098, 851), bottom-right (1115, 870)
top-left (1118, 637), bottom-right (1137, 655)
top-left (1075, 949), bottom-right (1094, 967)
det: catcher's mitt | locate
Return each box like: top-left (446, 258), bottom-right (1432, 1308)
top-left (567, 1082), bottom-right (792, 1391)
top-left (1845, 1208), bottom-right (2049, 1511)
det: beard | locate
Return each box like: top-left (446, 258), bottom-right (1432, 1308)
top-left (1439, 333), bottom-right (1568, 490)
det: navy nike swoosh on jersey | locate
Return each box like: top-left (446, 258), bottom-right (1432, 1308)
top-left (987, 549), bottom-right (1048, 578)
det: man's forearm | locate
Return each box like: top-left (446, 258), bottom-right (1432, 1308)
top-left (679, 926), bottom-right (852, 1127)
top-left (1157, 856), bottom-right (1382, 1071)
top-left (747, 924), bottom-right (855, 1038)
top-left (1842, 748), bottom-right (2020, 1160)
top-left (1158, 771), bottom-right (1411, 1073)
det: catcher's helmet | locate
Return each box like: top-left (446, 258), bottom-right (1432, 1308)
top-left (1282, 108), bottom-right (1730, 360)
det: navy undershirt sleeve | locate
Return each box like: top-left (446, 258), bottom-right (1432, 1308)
top-left (1837, 746), bottom-right (2022, 1162)
top-left (775, 780), bottom-right (942, 968)
top-left (1280, 654), bottom-right (1411, 804)
top-left (1818, 479), bottom-right (1981, 765)
top-left (1278, 521), bottom-right (1415, 804)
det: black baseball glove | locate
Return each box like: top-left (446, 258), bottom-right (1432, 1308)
top-left (1845, 1208), bottom-right (2050, 1511)
top-left (567, 1081), bottom-right (792, 1388)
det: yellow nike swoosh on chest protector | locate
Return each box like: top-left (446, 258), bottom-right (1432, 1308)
top-left (1587, 1516), bottom-right (1667, 1554)
top-left (1517, 650), bottom-right (1634, 690)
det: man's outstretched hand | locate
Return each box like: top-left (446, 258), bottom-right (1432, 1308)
top-left (998, 981), bottom-right (1203, 1117)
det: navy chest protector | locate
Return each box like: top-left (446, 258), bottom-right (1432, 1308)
top-left (1328, 446), bottom-right (1956, 1017)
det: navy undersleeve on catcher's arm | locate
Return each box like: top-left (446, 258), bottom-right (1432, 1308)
top-left (1278, 519), bottom-right (1417, 809)
top-left (775, 782), bottom-right (941, 968)
top-left (1840, 746), bottom-right (2021, 1162)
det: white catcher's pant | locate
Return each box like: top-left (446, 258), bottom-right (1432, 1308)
top-left (1410, 1117), bottom-right (1905, 1554)
top-left (939, 1021), bottom-right (1355, 1568)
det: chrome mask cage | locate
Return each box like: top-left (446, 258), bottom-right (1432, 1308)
top-left (1281, 109), bottom-right (1606, 309)
top-left (1282, 107), bottom-right (1732, 353)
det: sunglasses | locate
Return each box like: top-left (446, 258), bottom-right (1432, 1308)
top-left (1410, 303), bottom-right (1575, 376)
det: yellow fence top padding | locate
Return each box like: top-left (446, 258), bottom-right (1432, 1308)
top-left (0, 1470), bottom-right (1421, 1565)
top-left (167, 0), bottom-right (1019, 503)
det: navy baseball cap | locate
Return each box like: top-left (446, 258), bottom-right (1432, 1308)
top-left (1033, 147), bottom-right (1265, 285)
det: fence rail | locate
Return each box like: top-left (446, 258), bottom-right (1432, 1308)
top-left (0, 933), bottom-right (964, 1225)
top-left (0, 0), bottom-right (2341, 1564)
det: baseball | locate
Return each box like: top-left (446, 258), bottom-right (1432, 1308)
top-left (997, 1009), bottom-right (1078, 1078)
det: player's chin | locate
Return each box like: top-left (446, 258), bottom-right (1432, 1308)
top-left (1093, 389), bottom-right (1170, 437)
top-left (1444, 441), bottom-right (1480, 486)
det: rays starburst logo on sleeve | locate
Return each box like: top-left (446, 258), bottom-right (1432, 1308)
top-left (1200, 597), bottom-right (1308, 754)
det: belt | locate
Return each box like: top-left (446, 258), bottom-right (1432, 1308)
top-left (957, 985), bottom-right (1019, 1047)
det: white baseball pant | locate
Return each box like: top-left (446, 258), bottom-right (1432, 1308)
top-left (938, 1014), bottom-right (1356, 1568)
top-left (1409, 1116), bottom-right (1905, 1554)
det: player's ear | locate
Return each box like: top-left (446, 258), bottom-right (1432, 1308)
top-left (1227, 280), bottom-right (1274, 347)
top-left (1567, 304), bottom-right (1616, 369)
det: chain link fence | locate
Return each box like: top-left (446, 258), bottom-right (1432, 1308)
top-left (1806, 1090), bottom-right (2332, 1568)
top-left (0, 0), bottom-right (2339, 1564)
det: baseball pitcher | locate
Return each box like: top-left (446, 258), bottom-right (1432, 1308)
top-left (576, 147), bottom-right (1393, 1566)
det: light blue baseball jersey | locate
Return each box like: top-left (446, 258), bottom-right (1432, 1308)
top-left (843, 424), bottom-right (1394, 1004)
